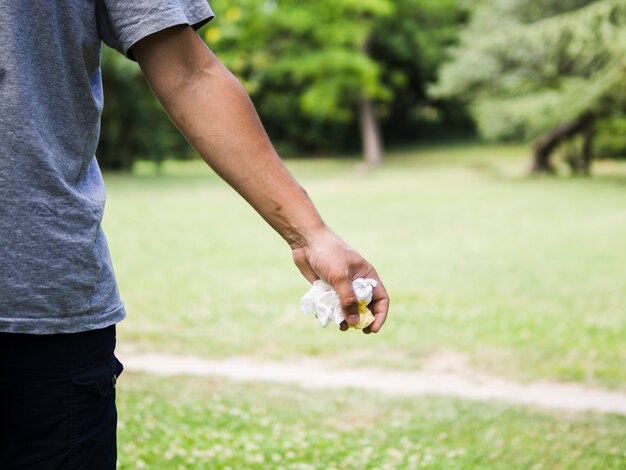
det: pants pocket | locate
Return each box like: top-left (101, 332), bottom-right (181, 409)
top-left (70, 355), bottom-right (123, 397)
top-left (68, 355), bottom-right (123, 470)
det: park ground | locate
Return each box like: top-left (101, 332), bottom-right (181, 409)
top-left (103, 144), bottom-right (626, 469)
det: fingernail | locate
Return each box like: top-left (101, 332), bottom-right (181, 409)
top-left (348, 314), bottom-right (359, 324)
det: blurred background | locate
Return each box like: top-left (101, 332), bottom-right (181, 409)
top-left (99, 0), bottom-right (626, 173)
top-left (101, 0), bottom-right (626, 468)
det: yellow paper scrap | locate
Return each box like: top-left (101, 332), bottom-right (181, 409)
top-left (349, 300), bottom-right (375, 329)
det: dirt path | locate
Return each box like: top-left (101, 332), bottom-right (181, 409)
top-left (119, 351), bottom-right (626, 416)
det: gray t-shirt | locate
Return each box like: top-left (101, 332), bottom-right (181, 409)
top-left (0, 1), bottom-right (214, 334)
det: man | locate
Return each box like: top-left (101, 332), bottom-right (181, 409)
top-left (0, 1), bottom-right (389, 468)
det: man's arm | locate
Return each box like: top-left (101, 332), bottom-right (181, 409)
top-left (131, 25), bottom-right (388, 333)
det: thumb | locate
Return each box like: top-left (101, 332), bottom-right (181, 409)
top-left (333, 277), bottom-right (360, 326)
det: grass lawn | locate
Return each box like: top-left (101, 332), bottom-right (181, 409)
top-left (117, 373), bottom-right (626, 469)
top-left (103, 144), bottom-right (626, 389)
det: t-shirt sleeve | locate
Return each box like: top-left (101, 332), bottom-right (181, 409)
top-left (96, 0), bottom-right (215, 60)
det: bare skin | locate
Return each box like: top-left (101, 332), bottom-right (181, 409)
top-left (131, 26), bottom-right (389, 333)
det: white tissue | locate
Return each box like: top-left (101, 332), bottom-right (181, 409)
top-left (299, 278), bottom-right (378, 327)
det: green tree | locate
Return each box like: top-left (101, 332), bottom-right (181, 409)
top-left (369, 0), bottom-right (469, 142)
top-left (433, 0), bottom-right (626, 174)
top-left (206, 0), bottom-right (393, 165)
top-left (206, 0), bottom-right (466, 164)
top-left (98, 1), bottom-right (466, 169)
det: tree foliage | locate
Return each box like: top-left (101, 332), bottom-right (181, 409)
top-left (432, 0), bottom-right (626, 171)
top-left (98, 0), bottom-right (466, 168)
top-left (203, 0), bottom-right (392, 152)
top-left (369, 0), bottom-right (470, 141)
top-left (205, 0), bottom-right (466, 151)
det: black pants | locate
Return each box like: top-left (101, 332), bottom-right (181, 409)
top-left (0, 326), bottom-right (123, 470)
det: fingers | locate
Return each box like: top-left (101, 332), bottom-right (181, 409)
top-left (333, 276), bottom-right (360, 327)
top-left (362, 274), bottom-right (389, 334)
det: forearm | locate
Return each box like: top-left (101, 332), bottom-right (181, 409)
top-left (133, 26), bottom-right (325, 248)
top-left (132, 26), bottom-right (388, 332)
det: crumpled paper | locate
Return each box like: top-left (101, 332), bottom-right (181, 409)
top-left (299, 278), bottom-right (378, 329)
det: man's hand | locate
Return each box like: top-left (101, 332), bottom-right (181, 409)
top-left (291, 227), bottom-right (388, 333)
top-left (132, 26), bottom-right (389, 333)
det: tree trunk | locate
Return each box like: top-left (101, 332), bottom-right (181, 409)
top-left (580, 116), bottom-right (595, 175)
top-left (358, 96), bottom-right (384, 166)
top-left (532, 113), bottom-right (594, 174)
